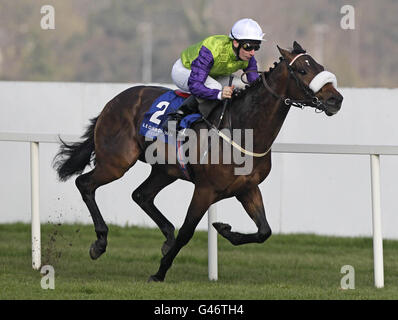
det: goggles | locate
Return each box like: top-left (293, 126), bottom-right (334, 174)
top-left (241, 42), bottom-right (260, 52)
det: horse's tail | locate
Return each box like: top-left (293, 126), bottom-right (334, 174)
top-left (53, 117), bottom-right (98, 181)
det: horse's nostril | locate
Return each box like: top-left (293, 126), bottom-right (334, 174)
top-left (326, 97), bottom-right (337, 106)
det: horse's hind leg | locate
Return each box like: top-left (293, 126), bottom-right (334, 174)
top-left (213, 186), bottom-right (272, 245)
top-left (132, 166), bottom-right (177, 256)
top-left (76, 163), bottom-right (128, 259)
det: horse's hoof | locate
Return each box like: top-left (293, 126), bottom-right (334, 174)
top-left (161, 239), bottom-right (175, 256)
top-left (212, 222), bottom-right (231, 235)
top-left (148, 275), bottom-right (163, 283)
top-left (89, 242), bottom-right (106, 260)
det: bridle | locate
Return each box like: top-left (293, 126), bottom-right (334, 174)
top-left (201, 53), bottom-right (335, 158)
top-left (245, 53), bottom-right (328, 112)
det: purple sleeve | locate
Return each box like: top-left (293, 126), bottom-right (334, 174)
top-left (243, 56), bottom-right (259, 83)
top-left (188, 46), bottom-right (221, 100)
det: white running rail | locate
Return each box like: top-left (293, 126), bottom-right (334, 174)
top-left (2, 132), bottom-right (398, 288)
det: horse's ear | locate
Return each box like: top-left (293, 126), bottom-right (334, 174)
top-left (293, 41), bottom-right (306, 53)
top-left (277, 45), bottom-right (292, 60)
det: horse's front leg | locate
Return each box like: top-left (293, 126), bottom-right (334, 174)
top-left (213, 186), bottom-right (272, 245)
top-left (148, 187), bottom-right (216, 282)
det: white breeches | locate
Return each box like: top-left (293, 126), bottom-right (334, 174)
top-left (171, 58), bottom-right (234, 94)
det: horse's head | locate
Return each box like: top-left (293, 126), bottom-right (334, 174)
top-left (277, 41), bottom-right (343, 116)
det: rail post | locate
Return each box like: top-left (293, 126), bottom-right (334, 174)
top-left (30, 141), bottom-right (41, 270)
top-left (208, 205), bottom-right (218, 281)
top-left (370, 154), bottom-right (384, 288)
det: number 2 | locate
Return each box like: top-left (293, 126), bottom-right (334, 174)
top-left (149, 101), bottom-right (170, 125)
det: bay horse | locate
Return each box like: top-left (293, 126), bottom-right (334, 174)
top-left (53, 42), bottom-right (343, 282)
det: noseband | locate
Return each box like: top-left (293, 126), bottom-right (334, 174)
top-left (247, 54), bottom-right (336, 112)
top-left (260, 72), bottom-right (322, 111)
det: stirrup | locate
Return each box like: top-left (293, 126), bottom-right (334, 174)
top-left (162, 112), bottom-right (183, 134)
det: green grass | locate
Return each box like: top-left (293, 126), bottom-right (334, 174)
top-left (1, 223), bottom-right (398, 299)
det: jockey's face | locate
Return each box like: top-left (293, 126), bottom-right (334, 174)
top-left (233, 40), bottom-right (257, 61)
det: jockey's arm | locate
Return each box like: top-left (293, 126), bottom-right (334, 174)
top-left (188, 46), bottom-right (222, 100)
top-left (243, 56), bottom-right (260, 83)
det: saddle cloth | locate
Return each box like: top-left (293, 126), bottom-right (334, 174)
top-left (139, 90), bottom-right (201, 143)
top-left (139, 90), bottom-right (202, 180)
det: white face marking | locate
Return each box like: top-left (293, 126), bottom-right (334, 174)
top-left (305, 59), bottom-right (310, 66)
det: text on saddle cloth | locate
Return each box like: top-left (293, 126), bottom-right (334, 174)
top-left (139, 90), bottom-right (201, 144)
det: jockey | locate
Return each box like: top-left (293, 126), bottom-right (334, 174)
top-left (163, 18), bottom-right (266, 133)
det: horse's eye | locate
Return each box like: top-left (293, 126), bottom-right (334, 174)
top-left (298, 69), bottom-right (307, 75)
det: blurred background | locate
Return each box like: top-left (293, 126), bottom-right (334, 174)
top-left (0, 0), bottom-right (396, 87)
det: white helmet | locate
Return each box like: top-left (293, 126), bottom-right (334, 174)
top-left (229, 18), bottom-right (265, 42)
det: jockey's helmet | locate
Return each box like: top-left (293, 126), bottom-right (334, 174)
top-left (229, 18), bottom-right (265, 42)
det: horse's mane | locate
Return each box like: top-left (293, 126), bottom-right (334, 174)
top-left (232, 46), bottom-right (306, 100)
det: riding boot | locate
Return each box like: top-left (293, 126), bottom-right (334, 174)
top-left (197, 98), bottom-right (221, 119)
top-left (162, 95), bottom-right (199, 134)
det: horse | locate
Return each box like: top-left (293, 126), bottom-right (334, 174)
top-left (53, 41), bottom-right (343, 282)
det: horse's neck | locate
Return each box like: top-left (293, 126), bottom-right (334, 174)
top-left (230, 64), bottom-right (290, 154)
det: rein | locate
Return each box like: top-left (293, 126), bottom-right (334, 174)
top-left (201, 116), bottom-right (271, 158)
top-left (201, 53), bottom-right (328, 158)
